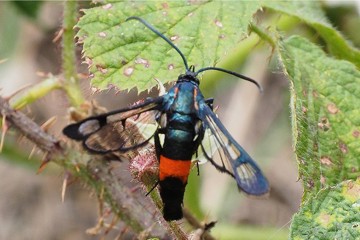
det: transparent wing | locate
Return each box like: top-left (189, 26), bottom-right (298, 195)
top-left (193, 127), bottom-right (217, 165)
top-left (63, 97), bottom-right (163, 154)
top-left (197, 101), bottom-right (269, 195)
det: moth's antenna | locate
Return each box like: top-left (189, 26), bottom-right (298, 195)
top-left (126, 16), bottom-right (189, 71)
top-left (126, 17), bottom-right (262, 92)
top-left (195, 67), bottom-right (263, 93)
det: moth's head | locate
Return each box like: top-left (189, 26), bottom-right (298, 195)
top-left (177, 65), bottom-right (200, 85)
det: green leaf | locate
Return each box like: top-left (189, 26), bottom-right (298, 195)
top-left (279, 36), bottom-right (360, 200)
top-left (263, 1), bottom-right (360, 68)
top-left (290, 179), bottom-right (360, 240)
top-left (77, 1), bottom-right (261, 92)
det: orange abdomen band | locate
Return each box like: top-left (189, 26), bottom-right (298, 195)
top-left (159, 155), bottom-right (191, 183)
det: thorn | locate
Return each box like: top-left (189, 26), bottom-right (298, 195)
top-left (86, 217), bottom-right (104, 235)
top-left (87, 188), bottom-right (106, 236)
top-left (117, 226), bottom-right (129, 240)
top-left (0, 115), bottom-right (9, 152)
top-left (17, 135), bottom-right (27, 148)
top-left (104, 215), bottom-right (119, 235)
top-left (61, 171), bottom-right (70, 202)
top-left (53, 28), bottom-right (64, 43)
top-left (28, 146), bottom-right (36, 159)
top-left (28, 116), bottom-right (53, 159)
top-left (40, 116), bottom-right (57, 132)
top-left (154, 78), bottom-right (166, 96)
top-left (37, 153), bottom-right (50, 174)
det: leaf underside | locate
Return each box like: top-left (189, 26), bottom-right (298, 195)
top-left (279, 36), bottom-right (360, 200)
top-left (290, 179), bottom-right (360, 240)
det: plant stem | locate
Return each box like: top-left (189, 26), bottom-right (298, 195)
top-left (250, 23), bottom-right (276, 48)
top-left (62, 0), bottom-right (84, 107)
top-left (0, 96), bottom-right (61, 154)
top-left (10, 76), bottom-right (62, 109)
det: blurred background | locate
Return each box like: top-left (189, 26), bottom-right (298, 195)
top-left (0, 1), bottom-right (359, 240)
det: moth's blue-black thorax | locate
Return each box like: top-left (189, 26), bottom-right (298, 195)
top-left (161, 77), bottom-right (203, 160)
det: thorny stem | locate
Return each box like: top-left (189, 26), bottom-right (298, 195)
top-left (7, 1), bottom-right (84, 110)
top-left (0, 96), bottom-right (61, 154)
top-left (62, 0), bottom-right (84, 107)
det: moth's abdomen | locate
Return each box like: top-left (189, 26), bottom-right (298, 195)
top-left (159, 155), bottom-right (191, 221)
